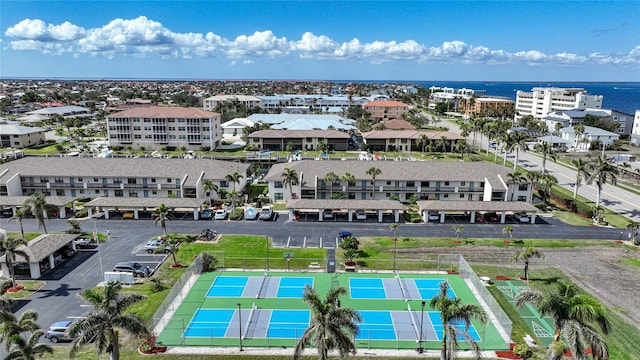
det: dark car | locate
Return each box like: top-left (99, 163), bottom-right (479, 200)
top-left (483, 212), bottom-right (499, 222)
top-left (0, 208), bottom-right (14, 218)
top-left (112, 262), bottom-right (151, 277)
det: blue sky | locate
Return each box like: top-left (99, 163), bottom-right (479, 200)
top-left (1, 0), bottom-right (639, 81)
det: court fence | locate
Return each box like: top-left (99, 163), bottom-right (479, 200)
top-left (455, 254), bottom-right (513, 344)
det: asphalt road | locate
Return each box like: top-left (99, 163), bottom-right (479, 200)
top-left (0, 213), bottom-right (625, 355)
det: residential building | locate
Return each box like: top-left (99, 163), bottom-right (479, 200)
top-left (221, 117), bottom-right (254, 137)
top-left (263, 160), bottom-right (532, 204)
top-left (542, 108), bottom-right (633, 137)
top-left (363, 100), bottom-right (409, 121)
top-left (631, 110), bottom-right (640, 146)
top-left (361, 130), bottom-right (464, 152)
top-left (462, 97), bottom-right (515, 118)
top-left (515, 87), bottom-right (603, 120)
top-left (246, 114), bottom-right (356, 131)
top-left (106, 106), bottom-right (221, 151)
top-left (247, 129), bottom-right (350, 151)
top-left (0, 157), bottom-right (249, 200)
top-left (562, 125), bottom-right (620, 151)
top-left (202, 95), bottom-right (263, 112)
top-left (0, 124), bottom-right (47, 148)
top-left (379, 119), bottom-right (416, 130)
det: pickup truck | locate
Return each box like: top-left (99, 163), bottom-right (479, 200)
top-left (73, 238), bottom-right (92, 248)
top-left (259, 205), bottom-right (274, 221)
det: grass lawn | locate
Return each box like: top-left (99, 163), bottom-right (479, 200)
top-left (3, 280), bottom-right (46, 299)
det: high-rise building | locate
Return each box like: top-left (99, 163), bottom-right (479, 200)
top-left (515, 87), bottom-right (602, 120)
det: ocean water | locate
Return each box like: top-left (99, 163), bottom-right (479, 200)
top-left (415, 81), bottom-right (640, 116)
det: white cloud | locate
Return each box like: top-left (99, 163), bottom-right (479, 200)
top-left (3, 16), bottom-right (639, 68)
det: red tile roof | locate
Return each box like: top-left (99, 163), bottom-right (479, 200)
top-left (363, 100), bottom-right (408, 107)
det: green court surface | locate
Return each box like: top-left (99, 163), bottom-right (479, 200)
top-left (493, 279), bottom-right (555, 347)
top-left (155, 271), bottom-right (508, 351)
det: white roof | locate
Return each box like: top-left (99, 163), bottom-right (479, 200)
top-left (0, 124), bottom-right (45, 135)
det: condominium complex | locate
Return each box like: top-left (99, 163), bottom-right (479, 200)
top-left (263, 160), bottom-right (531, 204)
top-left (0, 124), bottom-right (47, 148)
top-left (462, 97), bottom-right (515, 118)
top-left (515, 87), bottom-right (603, 120)
top-left (203, 94), bottom-right (376, 113)
top-left (362, 100), bottom-right (409, 121)
top-left (106, 106), bottom-right (221, 151)
top-left (0, 157), bottom-right (249, 200)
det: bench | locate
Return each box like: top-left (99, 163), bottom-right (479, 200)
top-left (523, 334), bottom-right (537, 347)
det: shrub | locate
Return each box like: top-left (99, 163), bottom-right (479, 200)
top-left (513, 343), bottom-right (532, 359)
top-left (202, 253), bottom-right (218, 272)
top-left (228, 208), bottom-right (244, 220)
top-left (74, 208), bottom-right (88, 218)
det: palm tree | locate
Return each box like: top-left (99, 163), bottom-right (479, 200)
top-left (225, 171), bottom-right (244, 212)
top-left (294, 286), bottom-right (361, 360)
top-left (453, 225), bottom-right (463, 240)
top-left (510, 242), bottom-right (544, 281)
top-left (506, 169), bottom-right (527, 201)
top-left (586, 156), bottom-right (618, 211)
top-left (514, 281), bottom-right (610, 360)
top-left (342, 172), bottom-right (355, 200)
top-left (535, 142), bottom-right (557, 174)
top-left (571, 157), bottom-right (588, 199)
top-left (538, 173), bottom-right (558, 206)
top-left (573, 123), bottom-right (585, 150)
top-left (153, 203), bottom-right (174, 237)
top-left (225, 189), bottom-right (241, 214)
top-left (390, 223), bottom-right (399, 270)
top-left (0, 310), bottom-right (40, 350)
top-left (324, 172), bottom-right (339, 197)
top-left (5, 329), bottom-right (53, 360)
top-left (366, 167), bottom-right (381, 199)
top-left (417, 134), bottom-right (429, 153)
top-left (281, 167), bottom-right (299, 199)
top-left (69, 281), bottom-right (150, 360)
top-left (201, 179), bottom-right (219, 206)
top-left (507, 131), bottom-right (529, 171)
top-left (430, 281), bottom-right (487, 360)
top-left (8, 209), bottom-right (26, 241)
top-left (23, 192), bottom-right (51, 233)
top-left (0, 235), bottom-right (29, 288)
top-left (502, 225), bottom-right (514, 239)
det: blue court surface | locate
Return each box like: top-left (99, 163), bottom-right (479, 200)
top-left (349, 277), bottom-right (456, 300)
top-left (206, 276), bottom-right (314, 298)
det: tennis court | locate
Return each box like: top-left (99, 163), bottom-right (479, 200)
top-left (206, 275), bottom-right (314, 298)
top-left (155, 271), bottom-right (507, 350)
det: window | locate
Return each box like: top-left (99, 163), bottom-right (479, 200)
top-left (40, 177), bottom-right (48, 183)
top-left (220, 181), bottom-right (228, 187)
top-left (518, 184), bottom-right (528, 191)
top-left (152, 190), bottom-right (157, 195)
top-left (56, 189), bottom-right (65, 196)
top-left (517, 196), bottom-right (527, 201)
top-left (114, 190), bottom-right (123, 197)
top-left (274, 192), bottom-right (284, 200)
top-left (460, 194), bottom-right (465, 198)
top-left (406, 181), bottom-right (415, 187)
top-left (274, 181), bottom-right (283, 188)
top-left (78, 178), bottom-right (83, 182)
top-left (95, 189), bottom-right (100, 194)
top-left (443, 194), bottom-right (449, 198)
top-left (444, 181), bottom-right (450, 186)
top-left (129, 191), bottom-right (138, 197)
top-left (167, 178), bottom-right (172, 183)
top-left (128, 178), bottom-right (137, 184)
top-left (460, 181), bottom-right (466, 186)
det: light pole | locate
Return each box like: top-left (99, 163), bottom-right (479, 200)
top-left (266, 236), bottom-right (269, 271)
top-left (237, 303), bottom-right (243, 351)
top-left (418, 300), bottom-right (425, 353)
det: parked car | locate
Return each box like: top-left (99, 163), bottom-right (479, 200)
top-left (144, 240), bottom-right (171, 254)
top-left (483, 212), bottom-right (499, 222)
top-left (355, 209), bottom-right (367, 220)
top-left (516, 213), bottom-right (531, 223)
top-left (13, 263), bottom-right (31, 275)
top-left (200, 209), bottom-right (213, 220)
top-left (0, 208), bottom-right (14, 218)
top-left (323, 209), bottom-right (334, 219)
top-left (112, 262), bottom-right (151, 277)
top-left (213, 209), bottom-right (228, 220)
top-left (73, 237), bottom-right (92, 248)
top-left (428, 213), bottom-right (440, 221)
top-left (53, 252), bottom-right (63, 265)
top-left (45, 320), bottom-right (73, 343)
top-left (244, 207), bottom-right (258, 220)
top-left (259, 205), bottom-right (274, 221)
top-left (122, 211), bottom-right (135, 219)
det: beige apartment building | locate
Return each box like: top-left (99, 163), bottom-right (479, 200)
top-left (363, 100), bottom-right (409, 121)
top-left (106, 106), bottom-right (221, 151)
top-left (0, 124), bottom-right (47, 148)
top-left (462, 97), bottom-right (515, 118)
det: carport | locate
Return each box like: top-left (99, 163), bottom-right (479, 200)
top-left (0, 234), bottom-right (79, 279)
top-left (0, 195), bottom-right (78, 219)
top-left (285, 199), bottom-right (405, 222)
top-left (83, 197), bottom-right (204, 220)
top-left (416, 201), bottom-right (539, 224)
